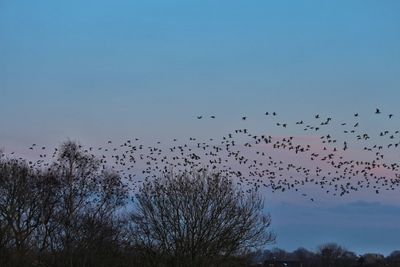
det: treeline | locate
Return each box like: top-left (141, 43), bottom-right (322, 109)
top-left (0, 141), bottom-right (275, 267)
top-left (250, 244), bottom-right (400, 267)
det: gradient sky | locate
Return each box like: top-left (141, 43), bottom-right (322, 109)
top-left (1, 0), bottom-right (400, 255)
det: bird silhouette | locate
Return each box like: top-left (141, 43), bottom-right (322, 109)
top-left (12, 108), bottom-right (400, 202)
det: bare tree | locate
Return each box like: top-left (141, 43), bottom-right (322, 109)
top-left (387, 251), bottom-right (400, 267)
top-left (34, 169), bottom-right (63, 264)
top-left (0, 142), bottom-right (129, 267)
top-left (130, 169), bottom-right (275, 267)
top-left (317, 243), bottom-right (357, 267)
top-left (0, 157), bottom-right (46, 266)
top-left (46, 141), bottom-right (128, 267)
top-left (292, 247), bottom-right (317, 267)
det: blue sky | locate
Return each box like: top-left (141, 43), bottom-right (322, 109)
top-left (1, 0), bottom-right (400, 255)
top-left (268, 200), bottom-right (400, 255)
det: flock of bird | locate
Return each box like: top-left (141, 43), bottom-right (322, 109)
top-left (3, 108), bottom-right (400, 201)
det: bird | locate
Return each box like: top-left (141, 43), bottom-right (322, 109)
top-left (9, 106), bottom-right (400, 205)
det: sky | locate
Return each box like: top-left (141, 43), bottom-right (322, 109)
top-left (1, 0), bottom-right (400, 255)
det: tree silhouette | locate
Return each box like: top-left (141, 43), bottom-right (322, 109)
top-left (130, 169), bottom-right (275, 267)
top-left (48, 141), bottom-right (127, 267)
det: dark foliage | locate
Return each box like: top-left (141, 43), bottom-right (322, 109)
top-left (251, 244), bottom-right (397, 267)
